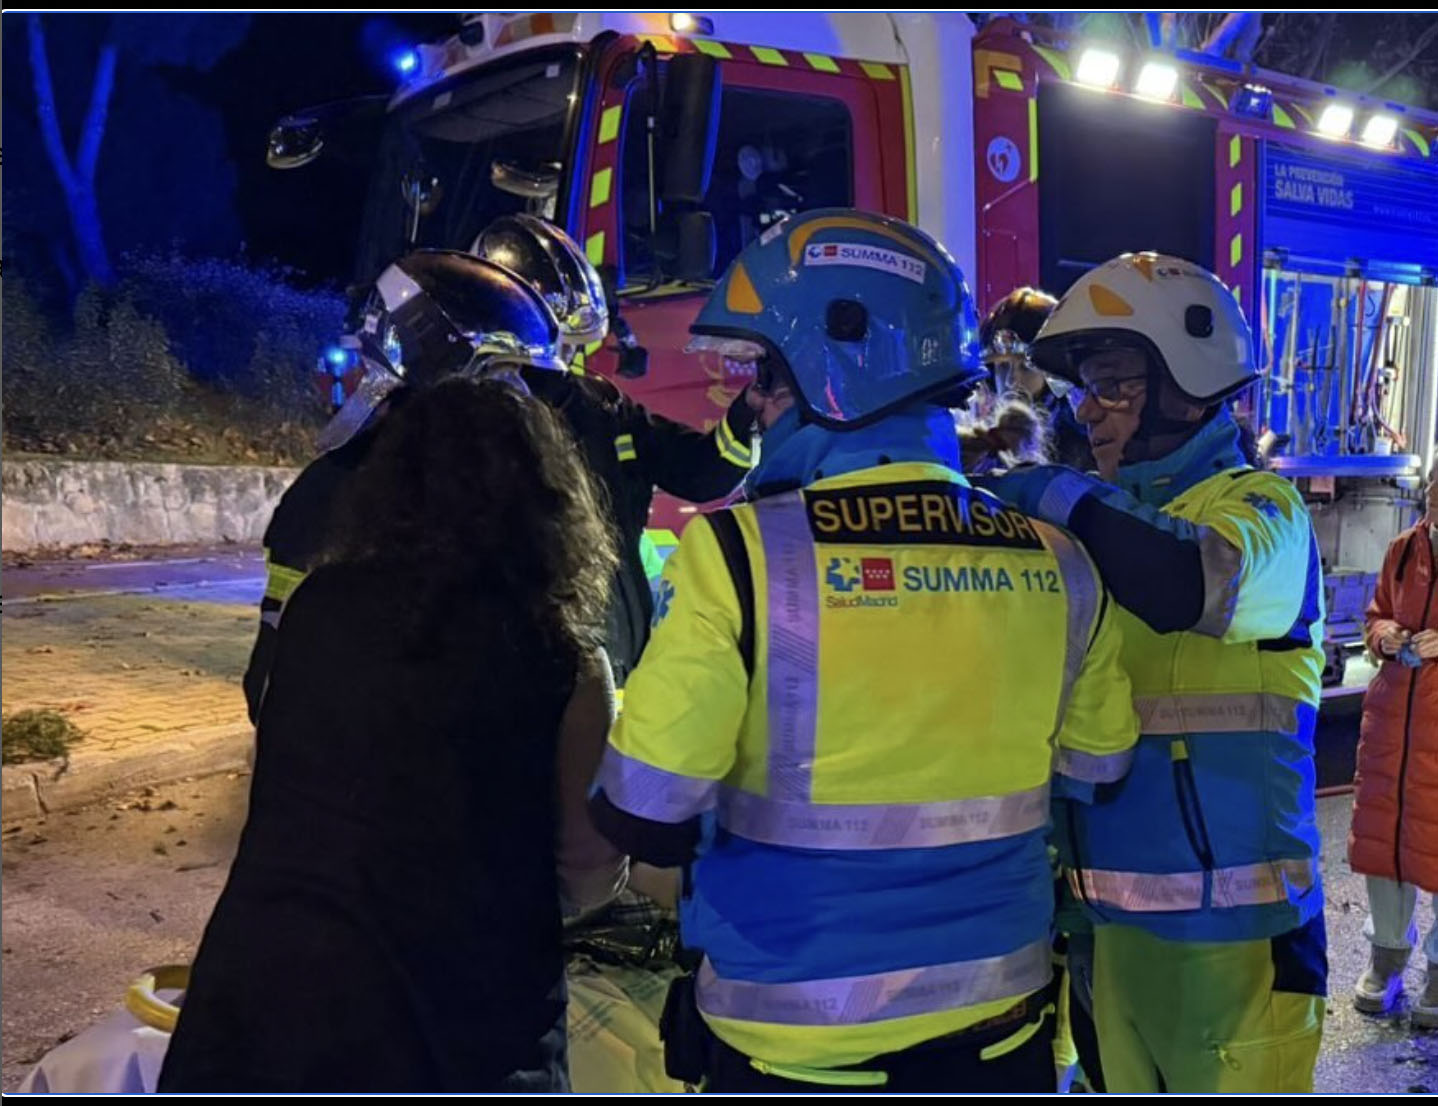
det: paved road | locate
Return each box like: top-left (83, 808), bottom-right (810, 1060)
top-left (1, 548), bottom-right (1427, 1091)
top-left (4, 547), bottom-right (265, 607)
top-left (3, 780), bottom-right (1433, 1093)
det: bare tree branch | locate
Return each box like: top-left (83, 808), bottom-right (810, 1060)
top-left (1362, 19), bottom-right (1438, 95)
top-left (1231, 14), bottom-right (1263, 64)
top-left (1303, 14), bottom-right (1337, 79)
top-left (1251, 16), bottom-right (1279, 65)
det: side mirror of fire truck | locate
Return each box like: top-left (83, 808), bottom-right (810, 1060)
top-left (265, 96), bottom-right (387, 171)
top-left (267, 114), bottom-right (324, 169)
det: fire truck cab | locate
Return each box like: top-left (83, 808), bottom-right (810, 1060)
top-left (270, 12), bottom-right (1438, 686)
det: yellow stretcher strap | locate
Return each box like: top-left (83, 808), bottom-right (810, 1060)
top-left (749, 1058), bottom-right (889, 1087)
top-left (979, 1001), bottom-right (1056, 1061)
top-left (124, 964), bottom-right (191, 1033)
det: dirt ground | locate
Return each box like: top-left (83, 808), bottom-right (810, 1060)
top-left (1, 772), bottom-right (247, 1090)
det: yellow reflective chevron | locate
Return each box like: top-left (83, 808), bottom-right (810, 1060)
top-left (714, 414), bottom-right (753, 468)
top-left (692, 39), bottom-right (732, 59)
top-left (589, 167), bottom-right (613, 208)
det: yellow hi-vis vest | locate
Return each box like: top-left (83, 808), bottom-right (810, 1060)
top-left (601, 462), bottom-right (1138, 1067)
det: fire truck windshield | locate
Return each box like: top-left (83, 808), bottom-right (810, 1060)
top-left (354, 49), bottom-right (580, 287)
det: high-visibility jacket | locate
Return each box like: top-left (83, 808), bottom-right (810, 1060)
top-left (980, 413), bottom-right (1326, 944)
top-left (593, 460), bottom-right (1137, 1068)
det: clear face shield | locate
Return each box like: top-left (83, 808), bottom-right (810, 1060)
top-left (316, 349), bottom-right (404, 453)
top-left (684, 334), bottom-right (770, 391)
top-left (983, 328), bottom-right (1070, 403)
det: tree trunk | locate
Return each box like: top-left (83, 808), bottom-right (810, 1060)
top-left (27, 15), bottom-right (117, 289)
top-left (65, 187), bottom-right (114, 291)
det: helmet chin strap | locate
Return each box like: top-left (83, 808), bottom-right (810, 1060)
top-left (1120, 358), bottom-right (1209, 465)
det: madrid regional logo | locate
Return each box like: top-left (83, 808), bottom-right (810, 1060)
top-left (824, 556), bottom-right (898, 608)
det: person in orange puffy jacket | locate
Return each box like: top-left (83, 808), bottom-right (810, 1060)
top-left (1349, 459), bottom-right (1438, 1027)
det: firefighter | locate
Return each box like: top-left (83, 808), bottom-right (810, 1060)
top-left (977, 252), bottom-right (1328, 1093)
top-left (242, 230), bottom-right (754, 717)
top-left (471, 214), bottom-right (758, 684)
top-left (241, 251), bottom-right (563, 719)
top-left (472, 213), bottom-right (610, 366)
top-left (588, 208), bottom-right (1138, 1093)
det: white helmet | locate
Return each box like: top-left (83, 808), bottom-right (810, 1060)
top-left (1030, 253), bottom-right (1256, 404)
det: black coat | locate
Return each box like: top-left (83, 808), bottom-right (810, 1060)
top-left (520, 370), bottom-right (753, 684)
top-left (163, 565), bottom-right (576, 1092)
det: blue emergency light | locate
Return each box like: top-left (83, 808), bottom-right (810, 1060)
top-left (393, 49), bottom-right (419, 77)
top-left (1231, 83), bottom-right (1273, 121)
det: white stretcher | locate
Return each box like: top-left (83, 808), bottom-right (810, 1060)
top-left (20, 961), bottom-right (686, 1094)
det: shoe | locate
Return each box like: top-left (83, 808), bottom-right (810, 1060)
top-left (1411, 962), bottom-right (1438, 1030)
top-left (1354, 945), bottom-right (1409, 1015)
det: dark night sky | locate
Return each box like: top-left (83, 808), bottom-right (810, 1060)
top-left (188, 13), bottom-right (456, 285)
top-left (3, 13), bottom-right (456, 291)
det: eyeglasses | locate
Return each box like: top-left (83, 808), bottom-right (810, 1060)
top-left (1065, 374), bottom-right (1147, 412)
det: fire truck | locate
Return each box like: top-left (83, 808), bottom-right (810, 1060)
top-left (270, 12), bottom-right (1438, 686)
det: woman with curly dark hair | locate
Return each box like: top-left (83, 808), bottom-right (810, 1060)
top-left (160, 377), bottom-right (624, 1093)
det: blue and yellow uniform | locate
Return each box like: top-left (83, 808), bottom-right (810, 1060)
top-left (980, 253), bottom-right (1327, 1093)
top-left (589, 210), bottom-right (1137, 1091)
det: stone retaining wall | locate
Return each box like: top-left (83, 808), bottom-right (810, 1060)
top-left (2, 459), bottom-right (297, 552)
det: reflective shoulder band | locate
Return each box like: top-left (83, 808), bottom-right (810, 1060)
top-left (1193, 527), bottom-right (1243, 638)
